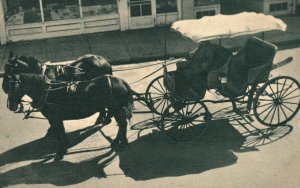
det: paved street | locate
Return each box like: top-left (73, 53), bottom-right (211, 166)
top-left (0, 45), bottom-right (300, 188)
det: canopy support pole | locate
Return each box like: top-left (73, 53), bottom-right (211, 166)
top-left (164, 13), bottom-right (167, 66)
top-left (262, 32), bottom-right (265, 41)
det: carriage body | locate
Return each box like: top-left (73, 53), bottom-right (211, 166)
top-left (145, 13), bottom-right (300, 142)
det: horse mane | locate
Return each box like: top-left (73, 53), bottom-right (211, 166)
top-left (18, 55), bottom-right (42, 73)
top-left (72, 54), bottom-right (110, 67)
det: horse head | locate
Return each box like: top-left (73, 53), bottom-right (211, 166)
top-left (3, 52), bottom-right (43, 94)
top-left (8, 51), bottom-right (42, 74)
top-left (6, 73), bottom-right (47, 112)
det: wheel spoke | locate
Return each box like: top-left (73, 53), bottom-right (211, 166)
top-left (257, 101), bottom-right (273, 108)
top-left (151, 84), bottom-right (164, 94)
top-left (283, 94), bottom-right (300, 101)
top-left (276, 80), bottom-right (279, 98)
top-left (154, 98), bottom-right (165, 109)
top-left (281, 103), bottom-right (294, 113)
top-left (280, 81), bottom-right (295, 98)
top-left (161, 99), bottom-right (167, 114)
top-left (157, 79), bottom-right (166, 93)
top-left (282, 101), bottom-right (299, 105)
top-left (268, 84), bottom-right (277, 99)
top-left (279, 105), bottom-right (288, 120)
top-left (258, 103), bottom-right (274, 116)
top-left (149, 92), bottom-right (164, 96)
top-left (262, 105), bottom-right (275, 122)
top-left (269, 105), bottom-right (277, 125)
top-left (277, 105), bottom-right (280, 124)
top-left (282, 87), bottom-right (299, 99)
top-left (278, 78), bottom-right (287, 97)
top-left (190, 106), bottom-right (204, 117)
top-left (259, 98), bottom-right (275, 102)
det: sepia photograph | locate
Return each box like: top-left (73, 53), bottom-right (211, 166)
top-left (0, 0), bottom-right (299, 187)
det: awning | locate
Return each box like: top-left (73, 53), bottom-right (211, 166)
top-left (171, 12), bottom-right (287, 43)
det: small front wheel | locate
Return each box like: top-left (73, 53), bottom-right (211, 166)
top-left (159, 99), bottom-right (209, 142)
top-left (145, 75), bottom-right (174, 115)
top-left (254, 76), bottom-right (300, 126)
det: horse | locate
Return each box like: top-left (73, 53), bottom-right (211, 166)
top-left (2, 52), bottom-right (113, 136)
top-left (6, 73), bottom-right (134, 160)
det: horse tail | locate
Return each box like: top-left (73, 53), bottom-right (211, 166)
top-left (122, 80), bottom-right (134, 121)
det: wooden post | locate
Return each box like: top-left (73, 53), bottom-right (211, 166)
top-left (0, 0), bottom-right (7, 45)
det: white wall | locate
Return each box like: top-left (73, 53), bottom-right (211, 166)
top-left (182, 0), bottom-right (195, 19)
top-left (118, 0), bottom-right (129, 31)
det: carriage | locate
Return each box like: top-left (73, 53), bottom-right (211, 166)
top-left (3, 13), bottom-right (300, 157)
top-left (139, 12), bottom-right (300, 142)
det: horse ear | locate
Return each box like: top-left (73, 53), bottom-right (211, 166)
top-left (8, 51), bottom-right (16, 64)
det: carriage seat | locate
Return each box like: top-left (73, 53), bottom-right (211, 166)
top-left (219, 37), bottom-right (277, 98)
top-left (230, 37), bottom-right (277, 84)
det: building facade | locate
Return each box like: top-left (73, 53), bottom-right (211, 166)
top-left (238, 0), bottom-right (299, 16)
top-left (0, 0), bottom-right (221, 45)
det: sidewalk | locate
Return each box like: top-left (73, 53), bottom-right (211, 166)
top-left (0, 15), bottom-right (300, 75)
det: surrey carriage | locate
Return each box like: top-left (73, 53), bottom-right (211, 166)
top-left (141, 12), bottom-right (300, 142)
top-left (3, 13), bottom-right (300, 157)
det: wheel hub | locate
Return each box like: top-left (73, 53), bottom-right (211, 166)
top-left (274, 97), bottom-right (283, 105)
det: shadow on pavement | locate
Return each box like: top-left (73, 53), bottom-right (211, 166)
top-left (0, 124), bottom-right (118, 187)
top-left (0, 118), bottom-right (293, 186)
top-left (0, 124), bottom-right (101, 167)
top-left (0, 148), bottom-right (116, 187)
top-left (118, 119), bottom-right (245, 180)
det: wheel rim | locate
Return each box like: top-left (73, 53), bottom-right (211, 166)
top-left (254, 76), bottom-right (300, 126)
top-left (160, 100), bottom-right (208, 142)
top-left (146, 76), bottom-right (173, 115)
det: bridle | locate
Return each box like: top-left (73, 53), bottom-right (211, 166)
top-left (6, 76), bottom-right (22, 111)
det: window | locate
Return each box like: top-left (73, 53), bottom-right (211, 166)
top-left (42, 0), bottom-right (80, 21)
top-left (156, 0), bottom-right (177, 14)
top-left (81, 0), bottom-right (118, 17)
top-left (4, 0), bottom-right (42, 25)
top-left (194, 0), bottom-right (220, 7)
top-left (130, 0), bottom-right (152, 17)
top-left (196, 10), bottom-right (215, 19)
top-left (269, 2), bottom-right (288, 12)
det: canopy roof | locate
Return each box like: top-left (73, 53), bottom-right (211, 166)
top-left (171, 12), bottom-right (287, 43)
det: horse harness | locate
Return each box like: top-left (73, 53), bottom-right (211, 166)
top-left (15, 74), bottom-right (114, 119)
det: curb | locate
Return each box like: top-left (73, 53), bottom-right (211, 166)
top-left (0, 39), bottom-right (299, 78)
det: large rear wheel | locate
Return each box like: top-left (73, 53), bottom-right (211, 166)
top-left (254, 76), bottom-right (300, 126)
top-left (159, 99), bottom-right (209, 142)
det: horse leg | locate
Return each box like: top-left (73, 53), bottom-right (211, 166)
top-left (111, 108), bottom-right (128, 151)
top-left (45, 125), bottom-right (56, 137)
top-left (48, 119), bottom-right (69, 161)
top-left (95, 109), bottom-right (112, 126)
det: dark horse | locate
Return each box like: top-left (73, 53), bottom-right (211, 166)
top-left (2, 52), bottom-right (113, 135)
top-left (6, 73), bottom-right (134, 160)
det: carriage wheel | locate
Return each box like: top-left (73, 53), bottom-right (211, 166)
top-left (159, 99), bottom-right (209, 142)
top-left (146, 75), bottom-right (174, 115)
top-left (254, 76), bottom-right (300, 126)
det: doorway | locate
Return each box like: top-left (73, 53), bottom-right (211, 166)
top-left (128, 0), bottom-right (155, 29)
